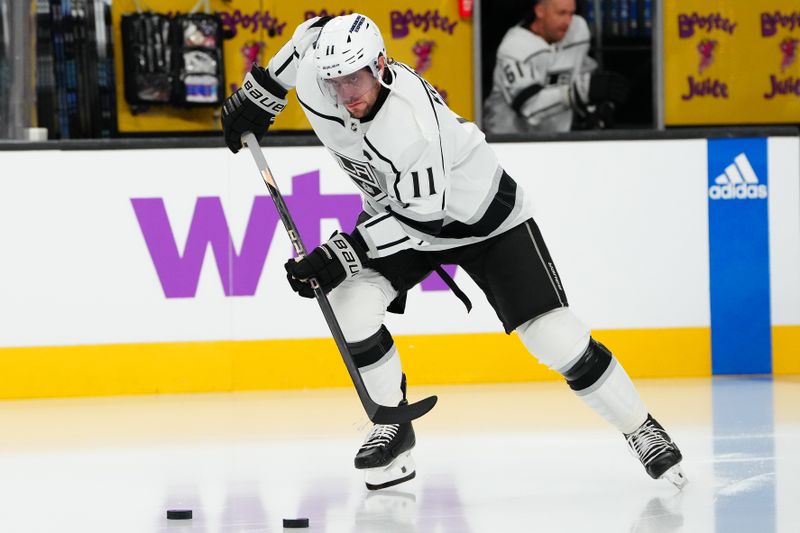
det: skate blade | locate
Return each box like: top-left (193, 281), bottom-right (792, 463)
top-left (660, 464), bottom-right (688, 490)
top-left (364, 451), bottom-right (416, 491)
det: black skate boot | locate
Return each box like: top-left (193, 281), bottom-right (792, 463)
top-left (354, 377), bottom-right (416, 490)
top-left (625, 414), bottom-right (687, 489)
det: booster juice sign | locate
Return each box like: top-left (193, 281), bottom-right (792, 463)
top-left (665, 1), bottom-right (800, 125)
top-left (675, 11), bottom-right (737, 103)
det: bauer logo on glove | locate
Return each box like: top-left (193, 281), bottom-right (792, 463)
top-left (330, 235), bottom-right (362, 276)
top-left (221, 65), bottom-right (288, 153)
top-left (243, 73), bottom-right (287, 114)
top-left (284, 231), bottom-right (368, 297)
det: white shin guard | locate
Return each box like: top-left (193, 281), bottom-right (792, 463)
top-left (575, 357), bottom-right (648, 434)
top-left (517, 308), bottom-right (648, 434)
top-left (359, 345), bottom-right (404, 407)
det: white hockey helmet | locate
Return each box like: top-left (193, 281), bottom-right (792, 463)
top-left (313, 14), bottom-right (387, 80)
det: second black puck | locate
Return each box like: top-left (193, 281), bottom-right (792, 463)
top-left (166, 509), bottom-right (192, 520)
top-left (283, 517), bottom-right (309, 528)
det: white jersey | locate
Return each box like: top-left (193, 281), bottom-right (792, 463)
top-left (484, 16), bottom-right (596, 134)
top-left (266, 17), bottom-right (532, 259)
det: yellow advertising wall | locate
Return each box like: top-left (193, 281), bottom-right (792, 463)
top-left (664, 0), bottom-right (800, 125)
top-left (112, 1), bottom-right (473, 133)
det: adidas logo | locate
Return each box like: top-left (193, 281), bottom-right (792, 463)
top-left (709, 153), bottom-right (768, 200)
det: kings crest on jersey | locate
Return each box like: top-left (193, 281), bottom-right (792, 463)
top-left (265, 16), bottom-right (532, 258)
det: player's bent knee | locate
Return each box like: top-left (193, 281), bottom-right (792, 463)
top-left (517, 309), bottom-right (615, 392)
top-left (516, 307), bottom-right (590, 372)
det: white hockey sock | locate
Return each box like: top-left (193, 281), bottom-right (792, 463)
top-left (359, 345), bottom-right (404, 408)
top-left (575, 358), bottom-right (648, 434)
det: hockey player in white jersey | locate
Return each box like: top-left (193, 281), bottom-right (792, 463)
top-left (221, 13), bottom-right (685, 490)
top-left (484, 0), bottom-right (629, 133)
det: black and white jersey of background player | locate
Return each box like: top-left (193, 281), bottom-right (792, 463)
top-left (221, 13), bottom-right (686, 491)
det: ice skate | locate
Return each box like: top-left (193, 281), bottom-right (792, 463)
top-left (625, 414), bottom-right (687, 489)
top-left (355, 402), bottom-right (416, 490)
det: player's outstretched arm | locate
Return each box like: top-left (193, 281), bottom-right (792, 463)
top-left (221, 16), bottom-right (333, 153)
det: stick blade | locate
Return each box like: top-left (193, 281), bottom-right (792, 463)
top-left (369, 395), bottom-right (438, 425)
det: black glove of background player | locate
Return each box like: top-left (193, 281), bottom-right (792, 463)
top-left (284, 231), bottom-right (370, 298)
top-left (587, 71), bottom-right (630, 106)
top-left (570, 70), bottom-right (630, 130)
top-left (221, 65), bottom-right (288, 153)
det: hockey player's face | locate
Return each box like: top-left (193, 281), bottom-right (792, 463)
top-left (536, 0), bottom-right (575, 42)
top-left (323, 67), bottom-right (381, 118)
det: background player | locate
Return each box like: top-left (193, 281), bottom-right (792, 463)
top-left (484, 0), bottom-right (629, 132)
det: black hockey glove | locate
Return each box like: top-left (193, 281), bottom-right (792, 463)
top-left (587, 71), bottom-right (630, 105)
top-left (284, 231), bottom-right (369, 298)
top-left (221, 65), bottom-right (288, 153)
top-left (583, 101), bottom-right (617, 130)
top-left (570, 71), bottom-right (629, 129)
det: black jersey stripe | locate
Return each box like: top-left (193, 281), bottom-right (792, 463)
top-left (522, 49), bottom-right (552, 63)
top-left (511, 84), bottom-right (544, 113)
top-left (274, 49), bottom-right (295, 76)
top-left (389, 207), bottom-right (444, 236)
top-left (297, 95), bottom-right (345, 126)
top-left (563, 39), bottom-right (591, 50)
top-left (376, 236), bottom-right (411, 251)
top-left (363, 212), bottom-right (392, 228)
top-left (364, 135), bottom-right (403, 202)
top-left (363, 136), bottom-right (399, 173)
top-left (438, 171), bottom-right (517, 239)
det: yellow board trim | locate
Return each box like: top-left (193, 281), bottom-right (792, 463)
top-left (0, 327), bottom-right (722, 400)
top-left (773, 325), bottom-right (800, 375)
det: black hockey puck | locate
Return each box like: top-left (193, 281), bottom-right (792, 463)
top-left (283, 517), bottom-right (309, 528)
top-left (166, 509), bottom-right (192, 520)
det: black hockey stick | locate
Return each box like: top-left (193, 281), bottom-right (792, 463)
top-left (241, 132), bottom-right (437, 425)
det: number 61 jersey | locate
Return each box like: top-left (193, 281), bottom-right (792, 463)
top-left (484, 15), bottom-right (595, 134)
top-left (267, 18), bottom-right (532, 259)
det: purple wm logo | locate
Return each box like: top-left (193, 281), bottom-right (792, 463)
top-left (131, 170), bottom-right (456, 298)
